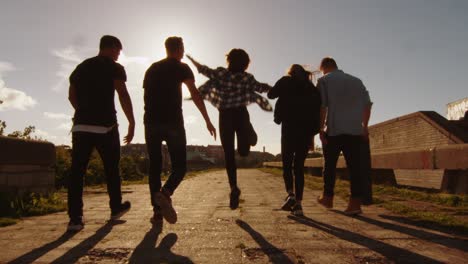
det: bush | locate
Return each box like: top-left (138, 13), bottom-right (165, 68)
top-left (55, 146), bottom-right (146, 187)
top-left (55, 146), bottom-right (72, 188)
top-left (0, 192), bottom-right (66, 218)
top-left (120, 155), bottom-right (145, 181)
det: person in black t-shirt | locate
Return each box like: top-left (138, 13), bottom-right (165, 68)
top-left (67, 35), bottom-right (135, 231)
top-left (268, 64), bottom-right (321, 216)
top-left (143, 37), bottom-right (216, 224)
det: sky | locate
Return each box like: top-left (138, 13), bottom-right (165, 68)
top-left (0, 0), bottom-right (467, 154)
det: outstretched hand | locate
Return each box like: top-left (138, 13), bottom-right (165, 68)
top-left (186, 54), bottom-right (200, 68)
top-left (123, 123), bottom-right (135, 145)
top-left (206, 121), bottom-right (217, 141)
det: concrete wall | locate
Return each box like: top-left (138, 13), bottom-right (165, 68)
top-left (265, 111), bottom-right (468, 193)
top-left (368, 112), bottom-right (467, 192)
top-left (0, 136), bottom-right (55, 194)
top-left (369, 112), bottom-right (459, 153)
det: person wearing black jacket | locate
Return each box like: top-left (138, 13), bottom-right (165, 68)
top-left (268, 64), bottom-right (321, 216)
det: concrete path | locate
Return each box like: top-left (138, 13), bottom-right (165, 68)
top-left (1, 169), bottom-right (467, 263)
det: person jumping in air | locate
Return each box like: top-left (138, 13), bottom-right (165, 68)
top-left (187, 50), bottom-right (271, 209)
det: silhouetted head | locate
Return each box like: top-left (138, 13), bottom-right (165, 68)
top-left (319, 57), bottom-right (338, 75)
top-left (165, 36), bottom-right (184, 60)
top-left (99, 35), bottom-right (122, 61)
top-left (226, 49), bottom-right (250, 73)
top-left (288, 64), bottom-right (311, 82)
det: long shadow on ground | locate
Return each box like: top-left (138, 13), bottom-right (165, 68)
top-left (288, 215), bottom-right (443, 264)
top-left (128, 222), bottom-right (193, 264)
top-left (8, 231), bottom-right (77, 264)
top-left (236, 219), bottom-right (294, 264)
top-left (49, 220), bottom-right (125, 264)
top-left (347, 213), bottom-right (468, 252)
top-left (379, 214), bottom-right (468, 238)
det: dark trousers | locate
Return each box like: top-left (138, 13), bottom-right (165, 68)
top-left (219, 107), bottom-right (255, 188)
top-left (145, 124), bottom-right (187, 209)
top-left (323, 135), bottom-right (363, 199)
top-left (68, 128), bottom-right (121, 220)
top-left (281, 127), bottom-right (312, 201)
top-left (361, 140), bottom-right (373, 204)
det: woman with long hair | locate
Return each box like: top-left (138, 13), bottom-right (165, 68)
top-left (187, 50), bottom-right (271, 209)
top-left (268, 64), bottom-right (321, 216)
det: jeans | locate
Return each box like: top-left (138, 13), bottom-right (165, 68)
top-left (281, 126), bottom-right (312, 201)
top-left (361, 139), bottom-right (373, 204)
top-left (145, 123), bottom-right (187, 209)
top-left (68, 127), bottom-right (122, 220)
top-left (219, 107), bottom-right (255, 188)
top-left (323, 134), bottom-right (363, 199)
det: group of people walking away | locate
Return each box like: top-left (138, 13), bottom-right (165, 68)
top-left (66, 35), bottom-right (372, 231)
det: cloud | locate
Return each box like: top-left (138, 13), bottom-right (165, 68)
top-left (52, 46), bottom-right (82, 64)
top-left (51, 46), bottom-right (84, 92)
top-left (34, 129), bottom-right (58, 141)
top-left (117, 52), bottom-right (151, 92)
top-left (57, 121), bottom-right (73, 131)
top-left (0, 62), bottom-right (37, 111)
top-left (0, 61), bottom-right (15, 72)
top-left (118, 52), bottom-right (150, 67)
top-left (44, 111), bottom-right (71, 120)
top-left (51, 46), bottom-right (151, 92)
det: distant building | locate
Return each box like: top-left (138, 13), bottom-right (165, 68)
top-left (447, 97), bottom-right (468, 120)
top-left (121, 144), bottom-right (275, 171)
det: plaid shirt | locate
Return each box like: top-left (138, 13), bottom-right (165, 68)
top-left (197, 65), bottom-right (272, 111)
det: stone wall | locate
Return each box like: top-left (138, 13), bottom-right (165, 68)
top-left (0, 136), bottom-right (55, 194)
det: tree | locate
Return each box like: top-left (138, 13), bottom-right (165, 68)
top-left (8, 125), bottom-right (36, 139)
top-left (0, 120), bottom-right (5, 136)
top-left (0, 120), bottom-right (38, 140)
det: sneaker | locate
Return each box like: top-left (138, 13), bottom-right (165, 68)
top-left (281, 195), bottom-right (296, 211)
top-left (111, 201), bottom-right (131, 220)
top-left (343, 208), bottom-right (362, 216)
top-left (229, 187), bottom-right (241, 210)
top-left (344, 198), bottom-right (362, 216)
top-left (292, 204), bottom-right (304, 216)
top-left (317, 195), bottom-right (333, 209)
top-left (67, 217), bottom-right (84, 232)
top-left (154, 192), bottom-right (177, 224)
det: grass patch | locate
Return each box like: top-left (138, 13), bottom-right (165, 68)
top-left (373, 185), bottom-right (468, 207)
top-left (0, 192), bottom-right (67, 227)
top-left (380, 202), bottom-right (468, 234)
top-left (260, 167), bottom-right (468, 235)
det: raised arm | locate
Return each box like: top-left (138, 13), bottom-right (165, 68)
top-left (184, 78), bottom-right (217, 140)
top-left (115, 80), bottom-right (135, 144)
top-left (249, 75), bottom-right (271, 93)
top-left (186, 54), bottom-right (218, 79)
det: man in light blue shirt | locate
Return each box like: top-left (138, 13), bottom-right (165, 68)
top-left (316, 57), bottom-right (372, 215)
